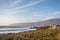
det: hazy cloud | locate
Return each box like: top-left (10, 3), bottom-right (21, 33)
top-left (53, 11), bottom-right (60, 15)
top-left (32, 12), bottom-right (44, 17)
top-left (43, 17), bottom-right (56, 20)
top-left (9, 0), bottom-right (21, 7)
top-left (0, 0), bottom-right (58, 25)
top-left (15, 0), bottom-right (41, 9)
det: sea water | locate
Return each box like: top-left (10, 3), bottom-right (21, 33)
top-left (0, 27), bottom-right (36, 34)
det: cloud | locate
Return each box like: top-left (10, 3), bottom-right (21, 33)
top-left (18, 18), bottom-right (41, 23)
top-left (19, 16), bottom-right (57, 23)
top-left (25, 18), bottom-right (41, 22)
top-left (9, 0), bottom-right (46, 8)
top-left (0, 8), bottom-right (26, 15)
top-left (0, 15), bottom-right (18, 25)
top-left (31, 12), bottom-right (43, 17)
top-left (0, 7), bottom-right (30, 25)
top-left (53, 11), bottom-right (60, 15)
top-left (31, 0), bottom-right (45, 2)
top-left (33, 14), bottom-right (42, 17)
top-left (9, 0), bottom-right (46, 9)
top-left (0, 0), bottom-right (50, 25)
top-left (20, 17), bottom-right (55, 23)
top-left (15, 0), bottom-right (41, 9)
top-left (9, 0), bottom-right (21, 7)
top-left (0, 9), bottom-right (17, 15)
top-left (43, 17), bottom-right (56, 20)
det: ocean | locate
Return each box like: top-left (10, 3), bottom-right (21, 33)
top-left (0, 27), bottom-right (36, 34)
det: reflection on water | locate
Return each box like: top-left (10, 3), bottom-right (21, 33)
top-left (0, 27), bottom-right (36, 34)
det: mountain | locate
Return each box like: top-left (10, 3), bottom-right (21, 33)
top-left (10, 18), bottom-right (60, 27)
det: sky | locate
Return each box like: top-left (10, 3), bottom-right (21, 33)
top-left (0, 0), bottom-right (60, 25)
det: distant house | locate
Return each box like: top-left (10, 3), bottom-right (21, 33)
top-left (48, 24), bottom-right (60, 29)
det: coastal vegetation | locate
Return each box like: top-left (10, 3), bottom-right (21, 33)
top-left (0, 24), bottom-right (60, 40)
